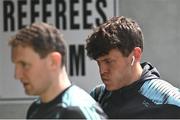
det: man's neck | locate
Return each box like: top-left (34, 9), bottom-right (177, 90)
top-left (40, 67), bottom-right (71, 103)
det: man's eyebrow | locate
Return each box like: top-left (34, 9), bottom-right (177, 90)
top-left (97, 57), bottom-right (109, 62)
top-left (14, 60), bottom-right (26, 64)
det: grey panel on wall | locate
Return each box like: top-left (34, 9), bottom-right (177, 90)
top-left (0, 103), bottom-right (30, 118)
top-left (119, 0), bottom-right (180, 88)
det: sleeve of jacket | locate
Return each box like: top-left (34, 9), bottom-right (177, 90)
top-left (60, 106), bottom-right (86, 119)
top-left (90, 84), bottom-right (106, 102)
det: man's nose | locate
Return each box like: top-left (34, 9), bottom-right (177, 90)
top-left (14, 66), bottom-right (23, 80)
top-left (99, 64), bottom-right (108, 75)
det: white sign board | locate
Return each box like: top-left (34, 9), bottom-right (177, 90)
top-left (0, 0), bottom-right (118, 99)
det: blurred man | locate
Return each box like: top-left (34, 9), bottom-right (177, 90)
top-left (9, 22), bottom-right (106, 119)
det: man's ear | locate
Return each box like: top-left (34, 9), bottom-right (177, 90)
top-left (133, 47), bottom-right (142, 62)
top-left (49, 52), bottom-right (62, 69)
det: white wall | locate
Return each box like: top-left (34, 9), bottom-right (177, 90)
top-left (0, 0), bottom-right (116, 118)
top-left (0, 0), bottom-right (116, 99)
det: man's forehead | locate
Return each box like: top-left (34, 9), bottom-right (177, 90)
top-left (11, 46), bottom-right (34, 61)
top-left (96, 54), bottom-right (110, 62)
top-left (96, 49), bottom-right (124, 61)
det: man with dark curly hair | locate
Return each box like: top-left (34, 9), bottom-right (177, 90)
top-left (9, 22), bottom-right (107, 119)
top-left (85, 16), bottom-right (180, 118)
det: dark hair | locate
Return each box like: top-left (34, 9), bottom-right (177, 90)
top-left (86, 16), bottom-right (144, 59)
top-left (9, 22), bottom-right (67, 66)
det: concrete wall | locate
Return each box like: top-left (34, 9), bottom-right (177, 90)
top-left (0, 100), bottom-right (31, 119)
top-left (119, 0), bottom-right (180, 88)
top-left (0, 103), bottom-right (29, 118)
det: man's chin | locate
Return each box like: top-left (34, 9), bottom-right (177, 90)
top-left (105, 85), bottom-right (113, 91)
top-left (25, 90), bottom-right (35, 96)
top-left (105, 85), bottom-right (118, 91)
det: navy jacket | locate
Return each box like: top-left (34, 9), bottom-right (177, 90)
top-left (27, 85), bottom-right (107, 119)
top-left (90, 62), bottom-right (180, 118)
